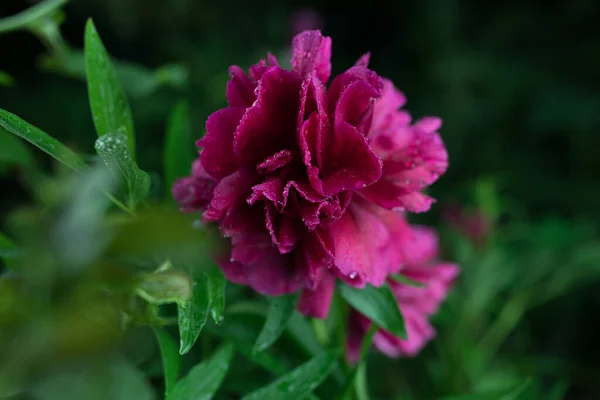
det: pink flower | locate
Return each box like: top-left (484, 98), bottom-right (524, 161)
top-left (173, 30), bottom-right (449, 318)
top-left (346, 227), bottom-right (459, 361)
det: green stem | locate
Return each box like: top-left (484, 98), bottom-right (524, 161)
top-left (0, 0), bottom-right (70, 34)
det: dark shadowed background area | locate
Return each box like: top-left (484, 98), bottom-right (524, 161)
top-left (1, 0), bottom-right (600, 399)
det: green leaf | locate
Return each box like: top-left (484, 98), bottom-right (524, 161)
top-left (0, 70), bottom-right (14, 86)
top-left (164, 101), bottom-right (194, 196)
top-left (0, 231), bottom-right (18, 261)
top-left (85, 19), bottom-right (135, 156)
top-left (138, 269), bottom-right (194, 305)
top-left (389, 274), bottom-right (425, 287)
top-left (153, 327), bottom-right (181, 397)
top-left (438, 379), bottom-right (535, 400)
top-left (339, 283), bottom-right (407, 339)
top-left (178, 278), bottom-right (210, 355)
top-left (40, 51), bottom-right (188, 97)
top-left (206, 265), bottom-right (226, 324)
top-left (0, 109), bottom-right (86, 173)
top-left (253, 293), bottom-right (299, 353)
top-left (167, 343), bottom-right (234, 400)
top-left (0, 128), bottom-right (36, 170)
top-left (31, 357), bottom-right (155, 400)
top-left (94, 132), bottom-right (150, 209)
top-left (241, 349), bottom-right (341, 400)
top-left (0, 0), bottom-right (69, 34)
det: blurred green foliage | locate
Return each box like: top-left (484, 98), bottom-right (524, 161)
top-left (1, 0), bottom-right (600, 399)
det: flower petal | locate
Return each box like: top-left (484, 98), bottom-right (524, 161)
top-left (203, 170), bottom-right (255, 222)
top-left (297, 271), bottom-right (335, 319)
top-left (226, 66), bottom-right (256, 107)
top-left (199, 107), bottom-right (246, 179)
top-left (233, 67), bottom-right (302, 166)
top-left (322, 122), bottom-right (382, 195)
top-left (291, 30), bottom-right (332, 82)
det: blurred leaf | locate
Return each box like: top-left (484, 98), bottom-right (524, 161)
top-left (287, 312), bottom-right (325, 356)
top-left (0, 70), bottom-right (14, 86)
top-left (0, 128), bottom-right (36, 170)
top-left (178, 278), bottom-right (210, 355)
top-left (339, 284), bottom-right (406, 339)
top-left (206, 265), bottom-right (226, 324)
top-left (167, 343), bottom-right (234, 400)
top-left (0, 109), bottom-right (86, 173)
top-left (94, 132), bottom-right (150, 209)
top-left (85, 19), bottom-right (135, 155)
top-left (390, 274), bottom-right (425, 288)
top-left (241, 349), bottom-right (341, 400)
top-left (104, 210), bottom-right (214, 271)
top-left (137, 269), bottom-right (194, 305)
top-left (153, 327), bottom-right (181, 396)
top-left (0, 0), bottom-right (69, 34)
top-left (40, 51), bottom-right (188, 97)
top-left (32, 357), bottom-right (155, 400)
top-left (547, 381), bottom-right (568, 400)
top-left (253, 293), bottom-right (299, 354)
top-left (0, 231), bottom-right (17, 259)
top-left (164, 101), bottom-right (194, 196)
top-left (438, 378), bottom-right (534, 400)
top-left (50, 163), bottom-right (115, 269)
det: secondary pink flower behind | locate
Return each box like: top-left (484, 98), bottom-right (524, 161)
top-left (173, 30), bottom-right (449, 318)
top-left (346, 227), bottom-right (459, 361)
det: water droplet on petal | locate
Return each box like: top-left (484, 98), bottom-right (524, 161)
top-left (349, 271), bottom-right (358, 279)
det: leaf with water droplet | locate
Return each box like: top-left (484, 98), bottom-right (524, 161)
top-left (205, 264), bottom-right (226, 324)
top-left (85, 19), bottom-right (136, 157)
top-left (166, 343), bottom-right (234, 400)
top-left (253, 293), bottom-right (299, 354)
top-left (177, 277), bottom-right (210, 355)
top-left (164, 101), bottom-right (195, 197)
top-left (153, 327), bottom-right (181, 397)
top-left (241, 349), bottom-right (341, 400)
top-left (94, 132), bottom-right (150, 210)
top-left (339, 283), bottom-right (407, 339)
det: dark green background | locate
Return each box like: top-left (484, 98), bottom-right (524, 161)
top-left (1, 0), bottom-right (599, 398)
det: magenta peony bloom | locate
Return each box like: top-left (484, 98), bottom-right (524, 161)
top-left (173, 30), bottom-right (449, 318)
top-left (346, 227), bottom-right (459, 361)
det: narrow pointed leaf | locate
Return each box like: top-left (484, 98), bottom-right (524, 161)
top-left (241, 349), bottom-right (341, 400)
top-left (177, 278), bottom-right (210, 355)
top-left (167, 343), bottom-right (234, 400)
top-left (339, 283), bottom-right (406, 339)
top-left (206, 265), bottom-right (226, 324)
top-left (253, 293), bottom-right (299, 353)
top-left (0, 0), bottom-right (69, 34)
top-left (153, 327), bottom-right (181, 397)
top-left (0, 109), bottom-right (86, 173)
top-left (164, 101), bottom-right (194, 195)
top-left (85, 19), bottom-right (135, 155)
top-left (94, 132), bottom-right (150, 209)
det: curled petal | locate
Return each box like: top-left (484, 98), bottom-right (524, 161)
top-left (233, 67), bottom-right (302, 166)
top-left (199, 107), bottom-right (246, 179)
top-left (203, 170), bottom-right (255, 222)
top-left (322, 122), bottom-right (382, 195)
